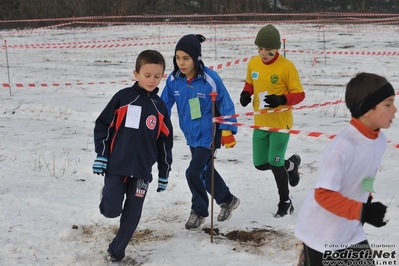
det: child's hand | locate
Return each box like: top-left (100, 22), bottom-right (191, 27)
top-left (263, 94), bottom-right (287, 108)
top-left (92, 156), bottom-right (108, 176)
top-left (221, 130), bottom-right (237, 149)
top-left (240, 91), bottom-right (252, 107)
top-left (361, 202), bottom-right (387, 227)
top-left (157, 177), bottom-right (168, 192)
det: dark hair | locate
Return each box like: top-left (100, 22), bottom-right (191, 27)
top-left (345, 72), bottom-right (388, 111)
top-left (135, 50), bottom-right (166, 73)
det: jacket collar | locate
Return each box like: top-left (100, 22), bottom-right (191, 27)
top-left (132, 81), bottom-right (159, 96)
top-left (174, 70), bottom-right (204, 81)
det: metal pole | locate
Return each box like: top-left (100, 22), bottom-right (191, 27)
top-left (73, 15), bottom-right (76, 45)
top-left (209, 91), bottom-right (218, 243)
top-left (322, 24), bottom-right (327, 66)
top-left (5, 40), bottom-right (11, 97)
top-left (214, 27), bottom-right (217, 61)
top-left (159, 23), bottom-right (161, 51)
top-left (282, 38), bottom-right (286, 57)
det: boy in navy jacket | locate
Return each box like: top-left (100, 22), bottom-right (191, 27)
top-left (93, 50), bottom-right (173, 263)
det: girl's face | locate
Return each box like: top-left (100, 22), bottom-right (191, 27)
top-left (363, 96), bottom-right (397, 130)
top-left (133, 63), bottom-right (164, 92)
top-left (175, 50), bottom-right (196, 80)
top-left (257, 47), bottom-right (278, 63)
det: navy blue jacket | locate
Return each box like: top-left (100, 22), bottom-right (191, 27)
top-left (94, 82), bottom-right (173, 181)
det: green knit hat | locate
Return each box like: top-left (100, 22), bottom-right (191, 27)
top-left (254, 24), bottom-right (281, 49)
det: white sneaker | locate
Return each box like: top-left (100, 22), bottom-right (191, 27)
top-left (104, 251), bottom-right (119, 265)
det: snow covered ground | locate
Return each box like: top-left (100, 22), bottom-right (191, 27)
top-left (0, 22), bottom-right (398, 265)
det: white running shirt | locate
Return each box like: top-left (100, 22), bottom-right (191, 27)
top-left (295, 123), bottom-right (387, 252)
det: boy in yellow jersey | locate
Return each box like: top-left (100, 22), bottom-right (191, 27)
top-left (240, 24), bottom-right (305, 217)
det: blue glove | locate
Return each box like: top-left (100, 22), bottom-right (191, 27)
top-left (157, 177), bottom-right (168, 192)
top-left (92, 156), bottom-right (108, 176)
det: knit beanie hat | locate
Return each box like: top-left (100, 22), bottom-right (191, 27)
top-left (173, 34), bottom-right (206, 75)
top-left (254, 24), bottom-right (281, 49)
top-left (175, 34), bottom-right (205, 61)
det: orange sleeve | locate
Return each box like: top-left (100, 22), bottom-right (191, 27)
top-left (242, 81), bottom-right (254, 95)
top-left (314, 188), bottom-right (363, 221)
top-left (285, 92), bottom-right (305, 106)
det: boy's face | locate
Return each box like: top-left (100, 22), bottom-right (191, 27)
top-left (364, 96), bottom-right (396, 130)
top-left (257, 47), bottom-right (278, 63)
top-left (133, 63), bottom-right (164, 92)
top-left (175, 50), bottom-right (196, 80)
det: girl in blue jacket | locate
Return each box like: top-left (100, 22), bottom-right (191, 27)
top-left (161, 34), bottom-right (240, 230)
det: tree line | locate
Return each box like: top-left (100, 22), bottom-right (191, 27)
top-left (1, 0), bottom-right (398, 26)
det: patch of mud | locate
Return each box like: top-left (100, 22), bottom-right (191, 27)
top-left (74, 222), bottom-right (297, 262)
top-left (203, 227), bottom-right (299, 255)
top-left (76, 223), bottom-right (173, 245)
top-left (74, 223), bottom-right (174, 265)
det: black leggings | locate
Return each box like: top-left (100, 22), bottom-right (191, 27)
top-left (304, 240), bottom-right (375, 266)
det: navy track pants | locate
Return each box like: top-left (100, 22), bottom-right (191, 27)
top-left (186, 146), bottom-right (232, 217)
top-left (99, 174), bottom-right (148, 261)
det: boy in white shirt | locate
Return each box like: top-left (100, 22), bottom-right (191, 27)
top-left (295, 72), bottom-right (396, 265)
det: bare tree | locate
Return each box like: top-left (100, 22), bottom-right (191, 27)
top-left (0, 0), bottom-right (396, 28)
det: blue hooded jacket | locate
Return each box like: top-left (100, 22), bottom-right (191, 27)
top-left (161, 66), bottom-right (237, 148)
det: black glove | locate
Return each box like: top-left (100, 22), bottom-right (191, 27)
top-left (362, 195), bottom-right (373, 226)
top-left (264, 94), bottom-right (287, 108)
top-left (366, 194), bottom-right (373, 204)
top-left (240, 91), bottom-right (252, 107)
top-left (360, 202), bottom-right (387, 227)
